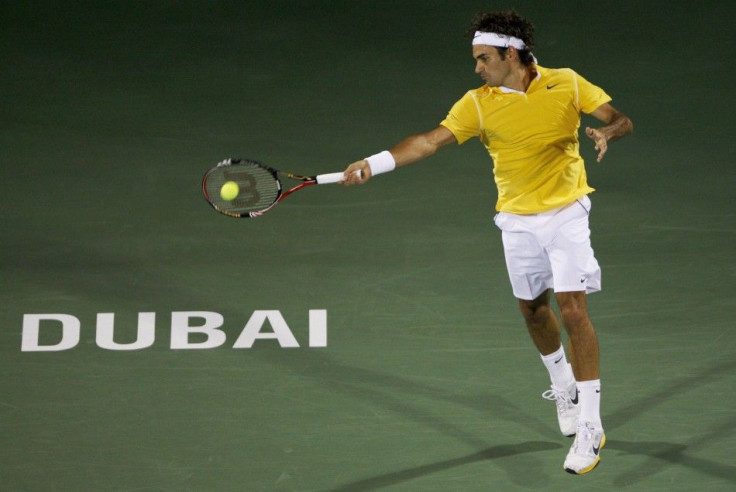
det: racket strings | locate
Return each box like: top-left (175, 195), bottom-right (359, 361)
top-left (204, 163), bottom-right (280, 214)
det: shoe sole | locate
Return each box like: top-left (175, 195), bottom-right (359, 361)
top-left (564, 434), bottom-right (606, 475)
top-left (564, 458), bottom-right (599, 475)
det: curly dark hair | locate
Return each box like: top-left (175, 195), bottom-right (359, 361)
top-left (467, 10), bottom-right (535, 65)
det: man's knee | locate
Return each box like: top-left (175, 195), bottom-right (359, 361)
top-left (519, 290), bottom-right (553, 324)
top-left (556, 292), bottom-right (591, 329)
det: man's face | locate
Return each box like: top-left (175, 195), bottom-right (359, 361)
top-left (473, 45), bottom-right (510, 87)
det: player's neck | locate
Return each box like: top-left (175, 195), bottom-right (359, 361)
top-left (503, 63), bottom-right (536, 93)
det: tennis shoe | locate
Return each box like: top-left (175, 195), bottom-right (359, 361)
top-left (542, 381), bottom-right (580, 437)
top-left (564, 421), bottom-right (606, 475)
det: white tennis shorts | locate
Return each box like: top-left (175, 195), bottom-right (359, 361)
top-left (493, 195), bottom-right (601, 300)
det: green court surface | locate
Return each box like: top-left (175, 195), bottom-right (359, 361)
top-left (2, 1), bottom-right (735, 490)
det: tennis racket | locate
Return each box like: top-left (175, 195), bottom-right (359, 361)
top-left (202, 158), bottom-right (355, 218)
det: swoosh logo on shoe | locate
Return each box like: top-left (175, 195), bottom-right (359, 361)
top-left (570, 389), bottom-right (579, 405)
top-left (592, 434), bottom-right (604, 455)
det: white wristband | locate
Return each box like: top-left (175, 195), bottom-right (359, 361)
top-left (365, 150), bottom-right (396, 176)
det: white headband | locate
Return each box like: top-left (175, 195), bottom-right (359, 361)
top-left (472, 31), bottom-right (527, 50)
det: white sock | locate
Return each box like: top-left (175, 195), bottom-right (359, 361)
top-left (540, 346), bottom-right (576, 390)
top-left (577, 379), bottom-right (602, 429)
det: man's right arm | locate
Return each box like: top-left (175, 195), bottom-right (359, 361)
top-left (342, 126), bottom-right (457, 185)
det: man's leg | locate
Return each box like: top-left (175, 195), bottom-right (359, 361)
top-left (555, 291), bottom-right (599, 380)
top-left (518, 289), bottom-right (561, 355)
top-left (519, 290), bottom-right (579, 437)
top-left (556, 291), bottom-right (605, 474)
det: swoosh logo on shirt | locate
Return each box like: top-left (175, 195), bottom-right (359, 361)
top-left (546, 84), bottom-right (559, 90)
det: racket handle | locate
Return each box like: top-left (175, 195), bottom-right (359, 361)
top-left (315, 170), bottom-right (361, 185)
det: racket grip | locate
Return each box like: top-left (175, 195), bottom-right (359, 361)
top-left (315, 170), bottom-right (361, 185)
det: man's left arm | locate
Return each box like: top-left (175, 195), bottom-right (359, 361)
top-left (586, 103), bottom-right (634, 162)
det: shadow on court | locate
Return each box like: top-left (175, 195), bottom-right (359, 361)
top-left (273, 350), bottom-right (736, 489)
top-left (603, 359), bottom-right (736, 486)
top-left (605, 358), bottom-right (736, 433)
top-left (608, 416), bottom-right (736, 486)
top-left (331, 441), bottom-right (562, 491)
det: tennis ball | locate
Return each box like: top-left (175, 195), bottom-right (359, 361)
top-left (220, 181), bottom-right (239, 201)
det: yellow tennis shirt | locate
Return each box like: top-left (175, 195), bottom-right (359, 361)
top-left (440, 65), bottom-right (611, 214)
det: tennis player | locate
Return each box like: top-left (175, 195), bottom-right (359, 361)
top-left (341, 10), bottom-right (632, 475)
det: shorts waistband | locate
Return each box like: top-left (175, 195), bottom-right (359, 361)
top-left (509, 195), bottom-right (590, 217)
